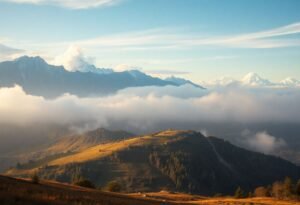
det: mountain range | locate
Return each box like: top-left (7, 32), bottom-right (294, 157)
top-left (165, 76), bottom-right (204, 88)
top-left (205, 72), bottom-right (300, 88)
top-left (6, 129), bottom-right (300, 196)
top-left (0, 56), bottom-right (298, 98)
top-left (0, 56), bottom-right (203, 98)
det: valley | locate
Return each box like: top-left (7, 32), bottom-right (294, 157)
top-left (1, 0), bottom-right (300, 204)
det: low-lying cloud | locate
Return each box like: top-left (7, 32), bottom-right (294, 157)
top-left (242, 130), bottom-right (286, 154)
top-left (1, 85), bottom-right (300, 134)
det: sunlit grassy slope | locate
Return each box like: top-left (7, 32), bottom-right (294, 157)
top-left (7, 130), bottom-right (185, 174)
top-left (132, 191), bottom-right (300, 205)
top-left (6, 129), bottom-right (300, 196)
top-left (48, 130), bottom-right (184, 166)
top-left (45, 128), bottom-right (134, 154)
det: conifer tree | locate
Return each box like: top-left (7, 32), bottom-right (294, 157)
top-left (296, 179), bottom-right (300, 196)
top-left (283, 177), bottom-right (293, 198)
top-left (234, 186), bottom-right (244, 198)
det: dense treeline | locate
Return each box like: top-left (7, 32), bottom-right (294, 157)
top-left (234, 177), bottom-right (300, 200)
top-left (253, 177), bottom-right (300, 199)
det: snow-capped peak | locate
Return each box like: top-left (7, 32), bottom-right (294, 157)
top-left (241, 72), bottom-right (272, 86)
top-left (196, 73), bottom-right (300, 89)
top-left (280, 77), bottom-right (300, 87)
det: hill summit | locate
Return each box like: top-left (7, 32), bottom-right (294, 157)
top-left (6, 129), bottom-right (300, 195)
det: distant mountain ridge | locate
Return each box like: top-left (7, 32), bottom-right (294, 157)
top-left (7, 129), bottom-right (300, 196)
top-left (165, 76), bottom-right (205, 89)
top-left (205, 72), bottom-right (300, 88)
top-left (280, 77), bottom-right (300, 87)
top-left (241, 72), bottom-right (273, 86)
top-left (0, 56), bottom-right (203, 98)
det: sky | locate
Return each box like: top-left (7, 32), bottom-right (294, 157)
top-left (0, 0), bottom-right (300, 83)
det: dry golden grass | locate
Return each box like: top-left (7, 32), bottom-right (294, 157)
top-left (130, 191), bottom-right (300, 205)
top-left (130, 190), bottom-right (207, 201)
top-left (6, 167), bottom-right (39, 176)
top-left (49, 137), bottom-right (144, 165)
top-left (1, 175), bottom-right (298, 205)
top-left (154, 129), bottom-right (189, 137)
top-left (193, 197), bottom-right (300, 205)
top-left (42, 133), bottom-right (179, 166)
top-left (7, 132), bottom-right (182, 176)
top-left (0, 175), bottom-right (176, 205)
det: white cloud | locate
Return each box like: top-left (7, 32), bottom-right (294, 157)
top-left (245, 131), bottom-right (286, 154)
top-left (53, 45), bottom-right (113, 74)
top-left (119, 84), bottom-right (207, 98)
top-left (69, 22), bottom-right (300, 50)
top-left (3, 0), bottom-right (121, 9)
top-left (0, 85), bottom-right (106, 128)
top-left (75, 29), bottom-right (180, 50)
top-left (53, 45), bottom-right (92, 72)
top-left (2, 22), bottom-right (299, 67)
top-left (231, 22), bottom-right (300, 40)
top-left (200, 129), bottom-right (209, 137)
top-left (0, 85), bottom-right (300, 134)
top-left (0, 43), bottom-right (24, 61)
top-left (188, 22), bottom-right (300, 48)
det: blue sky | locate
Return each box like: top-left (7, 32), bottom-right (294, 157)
top-left (0, 0), bottom-right (300, 82)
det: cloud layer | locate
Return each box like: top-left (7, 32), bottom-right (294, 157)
top-left (241, 130), bottom-right (286, 154)
top-left (1, 85), bottom-right (300, 133)
top-left (70, 22), bottom-right (300, 50)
